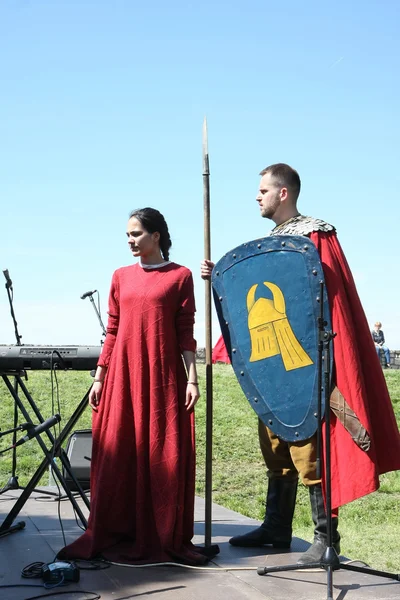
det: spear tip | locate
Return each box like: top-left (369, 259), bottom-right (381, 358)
top-left (202, 116), bottom-right (209, 159)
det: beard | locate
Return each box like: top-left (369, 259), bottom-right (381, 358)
top-left (260, 204), bottom-right (278, 219)
top-left (260, 207), bottom-right (273, 219)
top-left (259, 192), bottom-right (281, 219)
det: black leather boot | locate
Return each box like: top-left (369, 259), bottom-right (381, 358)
top-left (229, 477), bottom-right (298, 548)
top-left (297, 483), bottom-right (341, 564)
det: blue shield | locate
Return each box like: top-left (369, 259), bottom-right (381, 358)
top-left (212, 235), bottom-right (332, 442)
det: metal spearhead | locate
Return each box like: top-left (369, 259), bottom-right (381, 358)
top-left (203, 116), bottom-right (209, 175)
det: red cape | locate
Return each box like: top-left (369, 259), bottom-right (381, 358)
top-left (310, 231), bottom-right (400, 507)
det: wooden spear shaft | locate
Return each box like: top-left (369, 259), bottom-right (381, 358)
top-left (203, 117), bottom-right (213, 547)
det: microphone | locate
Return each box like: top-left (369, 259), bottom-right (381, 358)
top-left (3, 269), bottom-right (12, 289)
top-left (14, 414), bottom-right (61, 447)
top-left (81, 290), bottom-right (97, 300)
top-left (18, 422), bottom-right (32, 432)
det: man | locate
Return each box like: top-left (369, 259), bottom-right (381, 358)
top-left (372, 321), bottom-right (391, 368)
top-left (201, 163), bottom-right (400, 564)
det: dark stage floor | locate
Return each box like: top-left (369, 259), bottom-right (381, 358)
top-left (0, 489), bottom-right (399, 600)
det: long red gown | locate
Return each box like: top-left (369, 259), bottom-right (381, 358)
top-left (58, 262), bottom-right (207, 564)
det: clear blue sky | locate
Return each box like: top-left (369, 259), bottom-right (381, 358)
top-left (1, 0), bottom-right (399, 349)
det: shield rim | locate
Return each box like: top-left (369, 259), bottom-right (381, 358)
top-left (212, 234), bottom-right (332, 442)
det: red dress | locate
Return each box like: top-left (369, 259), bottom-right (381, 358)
top-left (58, 262), bottom-right (207, 564)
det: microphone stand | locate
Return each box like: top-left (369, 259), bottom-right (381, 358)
top-left (81, 290), bottom-right (106, 343)
top-left (0, 422), bottom-right (32, 453)
top-left (1, 269), bottom-right (24, 495)
top-left (0, 271), bottom-right (60, 501)
top-left (88, 292), bottom-right (106, 339)
top-left (3, 271), bottom-right (22, 347)
top-left (81, 291), bottom-right (106, 376)
top-left (256, 281), bottom-right (400, 599)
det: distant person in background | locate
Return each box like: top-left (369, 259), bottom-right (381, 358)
top-left (372, 322), bottom-right (391, 368)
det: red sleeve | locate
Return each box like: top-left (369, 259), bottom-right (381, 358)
top-left (97, 270), bottom-right (120, 367)
top-left (175, 271), bottom-right (197, 353)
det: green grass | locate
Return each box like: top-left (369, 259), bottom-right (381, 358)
top-left (194, 365), bottom-right (400, 572)
top-left (0, 371), bottom-right (94, 484)
top-left (0, 366), bottom-right (399, 571)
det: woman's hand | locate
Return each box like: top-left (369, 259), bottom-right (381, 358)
top-left (89, 381), bottom-right (103, 411)
top-left (185, 382), bottom-right (200, 412)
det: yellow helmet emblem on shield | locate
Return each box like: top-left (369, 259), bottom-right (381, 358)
top-left (247, 282), bottom-right (313, 371)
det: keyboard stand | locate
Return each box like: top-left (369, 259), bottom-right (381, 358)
top-left (0, 371), bottom-right (91, 535)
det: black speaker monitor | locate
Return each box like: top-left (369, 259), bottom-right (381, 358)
top-left (62, 429), bottom-right (92, 491)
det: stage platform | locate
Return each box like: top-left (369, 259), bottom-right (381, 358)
top-left (0, 488), bottom-right (399, 600)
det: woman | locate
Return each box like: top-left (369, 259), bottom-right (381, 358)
top-left (58, 208), bottom-right (207, 565)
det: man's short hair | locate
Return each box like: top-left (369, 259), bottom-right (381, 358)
top-left (259, 163), bottom-right (301, 201)
top-left (375, 321), bottom-right (382, 328)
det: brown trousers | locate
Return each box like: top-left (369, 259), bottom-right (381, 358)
top-left (258, 419), bottom-right (321, 486)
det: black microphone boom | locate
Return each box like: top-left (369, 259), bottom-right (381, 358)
top-left (14, 414), bottom-right (61, 447)
top-left (81, 290), bottom-right (97, 300)
top-left (3, 269), bottom-right (12, 289)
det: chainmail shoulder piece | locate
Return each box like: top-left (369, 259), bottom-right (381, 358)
top-left (270, 215), bottom-right (336, 236)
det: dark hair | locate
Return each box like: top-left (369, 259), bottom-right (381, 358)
top-left (129, 207), bottom-right (172, 261)
top-left (259, 163), bottom-right (301, 201)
